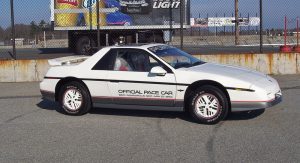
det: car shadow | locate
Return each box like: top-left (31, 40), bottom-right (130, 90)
top-left (37, 100), bottom-right (266, 123)
top-left (226, 109), bottom-right (265, 121)
top-left (36, 100), bottom-right (64, 114)
top-left (91, 107), bottom-right (188, 119)
top-left (36, 100), bottom-right (194, 122)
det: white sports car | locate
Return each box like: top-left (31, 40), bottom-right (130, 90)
top-left (40, 44), bottom-right (282, 124)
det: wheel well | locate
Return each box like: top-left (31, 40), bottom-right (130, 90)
top-left (55, 77), bottom-right (91, 102)
top-left (184, 80), bottom-right (231, 111)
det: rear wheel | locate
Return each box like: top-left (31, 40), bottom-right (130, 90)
top-left (188, 85), bottom-right (229, 124)
top-left (148, 35), bottom-right (164, 43)
top-left (59, 81), bottom-right (92, 115)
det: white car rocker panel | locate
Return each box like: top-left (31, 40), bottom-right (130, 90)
top-left (40, 44), bottom-right (282, 124)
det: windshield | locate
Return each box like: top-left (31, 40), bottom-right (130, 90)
top-left (148, 45), bottom-right (205, 69)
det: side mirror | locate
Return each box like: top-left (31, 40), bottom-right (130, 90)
top-left (150, 66), bottom-right (167, 76)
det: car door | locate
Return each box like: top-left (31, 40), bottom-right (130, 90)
top-left (107, 48), bottom-right (177, 107)
top-left (88, 49), bottom-right (117, 105)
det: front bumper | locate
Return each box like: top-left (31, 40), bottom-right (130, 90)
top-left (231, 94), bottom-right (282, 112)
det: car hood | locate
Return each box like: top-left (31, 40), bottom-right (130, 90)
top-left (181, 63), bottom-right (268, 84)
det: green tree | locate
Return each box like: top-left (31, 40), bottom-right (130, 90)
top-left (30, 21), bottom-right (39, 38)
top-left (39, 20), bottom-right (47, 30)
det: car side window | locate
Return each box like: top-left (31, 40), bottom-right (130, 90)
top-left (92, 50), bottom-right (117, 70)
top-left (113, 49), bottom-right (134, 71)
top-left (113, 49), bottom-right (165, 72)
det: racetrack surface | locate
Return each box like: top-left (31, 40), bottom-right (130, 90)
top-left (0, 75), bottom-right (299, 162)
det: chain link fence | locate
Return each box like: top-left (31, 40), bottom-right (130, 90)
top-left (184, 0), bottom-right (299, 48)
top-left (0, 0), bottom-right (299, 59)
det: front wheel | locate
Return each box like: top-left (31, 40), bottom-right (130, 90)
top-left (59, 81), bottom-right (92, 116)
top-left (188, 85), bottom-right (229, 124)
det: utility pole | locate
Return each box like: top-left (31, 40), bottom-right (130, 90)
top-left (169, 0), bottom-right (173, 43)
top-left (10, 0), bottom-right (16, 59)
top-left (190, 13), bottom-right (193, 36)
top-left (215, 13), bottom-right (218, 37)
top-left (224, 13), bottom-right (226, 35)
top-left (44, 30), bottom-right (47, 48)
top-left (180, 0), bottom-right (184, 50)
top-left (232, 13), bottom-right (234, 35)
top-left (235, 0), bottom-right (240, 45)
top-left (248, 13), bottom-right (250, 35)
top-left (41, 23), bottom-right (47, 48)
top-left (260, 0), bottom-right (263, 53)
top-left (96, 0), bottom-right (100, 49)
top-left (199, 13), bottom-right (201, 36)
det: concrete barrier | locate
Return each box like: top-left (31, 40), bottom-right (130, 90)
top-left (195, 53), bottom-right (300, 75)
top-left (0, 60), bottom-right (49, 82)
top-left (0, 53), bottom-right (299, 82)
top-left (171, 36), bottom-right (298, 46)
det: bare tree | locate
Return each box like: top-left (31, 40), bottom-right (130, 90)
top-left (0, 26), bottom-right (4, 41)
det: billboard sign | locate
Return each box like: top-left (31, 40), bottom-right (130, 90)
top-left (53, 0), bottom-right (189, 29)
top-left (191, 17), bottom-right (260, 27)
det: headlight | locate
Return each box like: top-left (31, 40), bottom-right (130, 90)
top-left (267, 92), bottom-right (275, 99)
top-left (276, 90), bottom-right (282, 97)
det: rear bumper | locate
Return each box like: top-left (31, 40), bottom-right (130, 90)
top-left (231, 95), bottom-right (282, 112)
top-left (40, 90), bottom-right (55, 102)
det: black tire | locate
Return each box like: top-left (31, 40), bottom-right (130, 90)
top-left (141, 6), bottom-right (151, 14)
top-left (187, 85), bottom-right (229, 124)
top-left (148, 35), bottom-right (164, 43)
top-left (76, 36), bottom-right (95, 56)
top-left (58, 81), bottom-right (92, 116)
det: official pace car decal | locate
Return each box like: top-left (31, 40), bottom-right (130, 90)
top-left (118, 89), bottom-right (174, 99)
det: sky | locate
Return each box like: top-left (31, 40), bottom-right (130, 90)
top-left (0, 0), bottom-right (299, 29)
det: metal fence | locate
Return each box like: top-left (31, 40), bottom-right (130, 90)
top-left (0, 0), bottom-right (299, 59)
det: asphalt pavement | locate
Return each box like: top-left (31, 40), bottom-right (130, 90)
top-left (0, 45), bottom-right (280, 60)
top-left (0, 75), bottom-right (299, 162)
